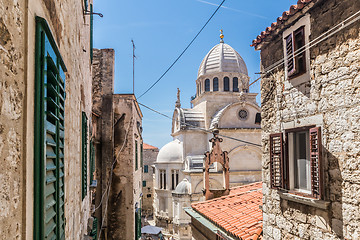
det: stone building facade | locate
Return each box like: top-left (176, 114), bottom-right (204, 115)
top-left (252, 0), bottom-right (360, 239)
top-left (154, 37), bottom-right (262, 239)
top-left (92, 49), bottom-right (143, 240)
top-left (142, 143), bottom-right (159, 217)
top-left (0, 0), bottom-right (96, 239)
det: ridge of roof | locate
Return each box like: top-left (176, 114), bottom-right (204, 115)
top-left (143, 143), bottom-right (158, 150)
top-left (251, 0), bottom-right (316, 48)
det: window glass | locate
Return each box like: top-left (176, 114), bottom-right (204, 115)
top-left (205, 79), bottom-right (210, 91)
top-left (213, 77), bottom-right (219, 91)
top-left (224, 77), bottom-right (229, 91)
top-left (233, 77), bottom-right (239, 92)
top-left (294, 131), bottom-right (311, 192)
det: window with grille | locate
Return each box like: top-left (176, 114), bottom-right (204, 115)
top-left (269, 127), bottom-right (323, 199)
top-left (34, 17), bottom-right (66, 240)
top-left (82, 112), bottom-right (88, 199)
top-left (135, 140), bottom-right (138, 170)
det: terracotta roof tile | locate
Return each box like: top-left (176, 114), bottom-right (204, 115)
top-left (143, 143), bottom-right (158, 150)
top-left (192, 182), bottom-right (263, 240)
top-left (251, 0), bottom-right (317, 48)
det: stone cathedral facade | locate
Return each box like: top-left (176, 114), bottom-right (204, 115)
top-left (153, 36), bottom-right (262, 239)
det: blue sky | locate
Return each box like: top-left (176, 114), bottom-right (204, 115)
top-left (93, 0), bottom-right (298, 149)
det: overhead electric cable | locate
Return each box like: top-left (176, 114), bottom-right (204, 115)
top-left (138, 102), bottom-right (262, 147)
top-left (137, 0), bottom-right (226, 99)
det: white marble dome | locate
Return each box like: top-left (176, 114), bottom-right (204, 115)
top-left (156, 139), bottom-right (183, 163)
top-left (197, 43), bottom-right (248, 78)
top-left (174, 178), bottom-right (191, 194)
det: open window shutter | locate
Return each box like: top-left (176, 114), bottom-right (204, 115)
top-left (286, 33), bottom-right (296, 76)
top-left (270, 133), bottom-right (284, 189)
top-left (309, 127), bottom-right (323, 199)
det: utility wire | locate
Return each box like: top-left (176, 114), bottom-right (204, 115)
top-left (137, 0), bottom-right (226, 99)
top-left (138, 102), bottom-right (262, 147)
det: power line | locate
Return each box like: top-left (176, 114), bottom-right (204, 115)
top-left (137, 0), bottom-right (226, 99)
top-left (138, 102), bottom-right (262, 147)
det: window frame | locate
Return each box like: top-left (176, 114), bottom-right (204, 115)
top-left (144, 165), bottom-right (148, 173)
top-left (223, 77), bottom-right (230, 91)
top-left (34, 16), bottom-right (67, 240)
top-left (213, 77), bottom-right (219, 91)
top-left (205, 79), bottom-right (210, 92)
top-left (233, 77), bottom-right (239, 92)
top-left (135, 140), bottom-right (138, 170)
top-left (270, 126), bottom-right (324, 200)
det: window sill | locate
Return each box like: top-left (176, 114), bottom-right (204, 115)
top-left (278, 191), bottom-right (330, 210)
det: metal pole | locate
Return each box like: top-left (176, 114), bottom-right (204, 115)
top-left (131, 39), bottom-right (136, 94)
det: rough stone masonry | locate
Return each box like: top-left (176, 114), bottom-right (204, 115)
top-left (257, 0), bottom-right (360, 239)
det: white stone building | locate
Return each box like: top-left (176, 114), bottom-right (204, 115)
top-left (153, 36), bottom-right (262, 239)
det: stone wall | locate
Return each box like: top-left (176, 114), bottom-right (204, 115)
top-left (0, 0), bottom-right (94, 238)
top-left (259, 0), bottom-right (360, 239)
top-left (142, 147), bottom-right (159, 216)
top-left (0, 1), bottom-right (26, 238)
top-left (111, 94), bottom-right (143, 240)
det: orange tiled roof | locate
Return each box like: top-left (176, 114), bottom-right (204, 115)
top-left (251, 0), bottom-right (316, 48)
top-left (143, 143), bottom-right (158, 150)
top-left (192, 182), bottom-right (263, 240)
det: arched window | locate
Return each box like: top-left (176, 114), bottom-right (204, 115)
top-left (205, 79), bottom-right (210, 92)
top-left (233, 77), bottom-right (239, 92)
top-left (213, 77), bottom-right (219, 91)
top-left (224, 77), bottom-right (229, 91)
top-left (199, 82), bottom-right (201, 93)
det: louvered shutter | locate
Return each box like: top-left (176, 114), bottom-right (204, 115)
top-left (286, 33), bottom-right (296, 76)
top-left (270, 133), bottom-right (284, 189)
top-left (35, 17), bottom-right (66, 240)
top-left (309, 127), bottom-right (323, 199)
top-left (82, 112), bottom-right (88, 199)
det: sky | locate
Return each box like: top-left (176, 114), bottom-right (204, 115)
top-left (93, 0), bottom-right (298, 149)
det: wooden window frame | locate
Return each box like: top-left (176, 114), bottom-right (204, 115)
top-left (285, 26), bottom-right (306, 78)
top-left (81, 112), bottom-right (88, 199)
top-left (34, 16), bottom-right (67, 240)
top-left (270, 126), bottom-right (324, 200)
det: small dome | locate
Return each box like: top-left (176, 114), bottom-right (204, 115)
top-left (198, 43), bottom-right (248, 78)
top-left (156, 139), bottom-right (183, 163)
top-left (174, 178), bottom-right (191, 194)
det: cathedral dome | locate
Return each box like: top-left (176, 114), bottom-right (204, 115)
top-left (197, 43), bottom-right (248, 78)
top-left (156, 139), bottom-right (183, 163)
top-left (174, 178), bottom-right (191, 194)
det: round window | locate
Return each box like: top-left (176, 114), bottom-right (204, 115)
top-left (238, 109), bottom-right (248, 120)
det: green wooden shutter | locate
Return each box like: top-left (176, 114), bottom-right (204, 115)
top-left (34, 17), bottom-right (67, 240)
top-left (82, 112), bottom-right (88, 199)
top-left (140, 143), bottom-right (143, 168)
top-left (135, 140), bottom-right (138, 170)
top-left (89, 139), bottom-right (95, 185)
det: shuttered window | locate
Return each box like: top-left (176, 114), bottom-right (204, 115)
top-left (309, 127), bottom-right (323, 199)
top-left (34, 17), bottom-right (66, 240)
top-left (89, 139), bottom-right (95, 185)
top-left (82, 112), bottom-right (88, 199)
top-left (285, 26), bottom-right (306, 77)
top-left (269, 133), bottom-right (284, 189)
top-left (269, 127), bottom-right (324, 199)
top-left (135, 140), bottom-right (138, 170)
top-left (140, 143), bottom-right (143, 168)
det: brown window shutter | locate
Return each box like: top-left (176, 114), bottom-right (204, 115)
top-left (309, 127), bottom-right (323, 199)
top-left (270, 133), bottom-right (284, 189)
top-left (286, 33), bottom-right (296, 76)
